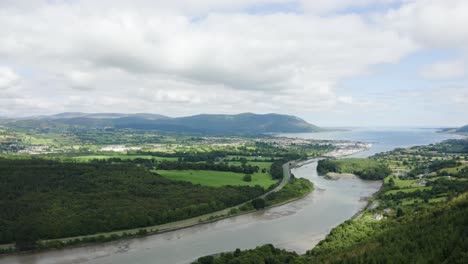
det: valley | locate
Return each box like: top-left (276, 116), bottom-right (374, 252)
top-left (0, 114), bottom-right (467, 264)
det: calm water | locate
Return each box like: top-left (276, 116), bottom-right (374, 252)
top-left (279, 127), bottom-right (465, 157)
top-left (1, 128), bottom-right (463, 264)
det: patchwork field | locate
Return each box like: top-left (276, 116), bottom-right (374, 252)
top-left (384, 176), bottom-right (418, 188)
top-left (438, 164), bottom-right (468, 175)
top-left (384, 186), bottom-right (433, 195)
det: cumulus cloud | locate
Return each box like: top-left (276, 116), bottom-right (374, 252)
top-left (379, 0), bottom-right (468, 49)
top-left (0, 1), bottom-right (418, 117)
top-left (0, 0), bottom-right (465, 126)
top-left (0, 67), bottom-right (19, 90)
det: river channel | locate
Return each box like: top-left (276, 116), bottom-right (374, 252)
top-left (2, 128), bottom-right (462, 264)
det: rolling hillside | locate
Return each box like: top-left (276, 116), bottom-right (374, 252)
top-left (3, 112), bottom-right (323, 135)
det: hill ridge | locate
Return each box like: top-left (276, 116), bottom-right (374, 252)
top-left (4, 112), bottom-right (322, 135)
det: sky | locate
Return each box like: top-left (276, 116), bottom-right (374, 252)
top-left (0, 0), bottom-right (467, 127)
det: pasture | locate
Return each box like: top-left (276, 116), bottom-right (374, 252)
top-left (156, 169), bottom-right (277, 188)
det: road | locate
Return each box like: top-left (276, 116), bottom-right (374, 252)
top-left (261, 161), bottom-right (292, 198)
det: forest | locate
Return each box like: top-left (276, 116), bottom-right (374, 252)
top-left (317, 158), bottom-right (391, 180)
top-left (307, 194), bottom-right (468, 263)
top-left (0, 158), bottom-right (265, 247)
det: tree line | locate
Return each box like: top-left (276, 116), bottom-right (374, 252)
top-left (156, 160), bottom-right (259, 174)
top-left (317, 158), bottom-right (391, 180)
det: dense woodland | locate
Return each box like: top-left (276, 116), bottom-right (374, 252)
top-left (317, 158), bottom-right (391, 180)
top-left (424, 139), bottom-right (468, 153)
top-left (0, 158), bottom-right (265, 247)
top-left (307, 194), bottom-right (468, 263)
top-left (193, 244), bottom-right (301, 264)
top-left (269, 159), bottom-right (286, 180)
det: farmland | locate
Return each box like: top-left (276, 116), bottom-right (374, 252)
top-left (156, 169), bottom-right (276, 188)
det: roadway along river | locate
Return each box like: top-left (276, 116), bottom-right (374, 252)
top-left (1, 160), bottom-right (382, 264)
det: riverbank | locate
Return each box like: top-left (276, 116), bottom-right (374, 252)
top-left (1, 154), bottom-right (382, 264)
top-left (192, 157), bottom-right (384, 263)
top-left (0, 159), bottom-right (312, 256)
top-left (324, 172), bottom-right (358, 180)
top-left (0, 144), bottom-right (369, 257)
top-left (351, 183), bottom-right (384, 221)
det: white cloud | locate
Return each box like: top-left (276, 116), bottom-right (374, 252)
top-left (0, 67), bottom-right (19, 90)
top-left (0, 1), bottom-right (417, 117)
top-left (337, 96), bottom-right (354, 104)
top-left (0, 0), bottom-right (465, 126)
top-left (379, 0), bottom-right (468, 49)
top-left (66, 70), bottom-right (96, 90)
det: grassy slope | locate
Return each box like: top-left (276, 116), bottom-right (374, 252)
top-left (439, 164), bottom-right (468, 174)
top-left (385, 186), bottom-right (433, 195)
top-left (308, 194), bottom-right (468, 264)
top-left (156, 161), bottom-right (276, 188)
top-left (228, 161), bottom-right (273, 184)
top-left (384, 176), bottom-right (417, 188)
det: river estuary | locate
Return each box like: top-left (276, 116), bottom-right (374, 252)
top-left (1, 128), bottom-right (464, 264)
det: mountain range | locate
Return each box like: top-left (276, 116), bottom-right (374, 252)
top-left (456, 125), bottom-right (468, 133)
top-left (1, 112), bottom-right (322, 135)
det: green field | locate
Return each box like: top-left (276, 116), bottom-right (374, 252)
top-left (384, 186), bottom-right (432, 195)
top-left (438, 164), bottom-right (468, 175)
top-left (384, 176), bottom-right (418, 188)
top-left (156, 169), bottom-right (277, 188)
top-left (228, 161), bottom-right (274, 185)
top-left (401, 197), bottom-right (447, 205)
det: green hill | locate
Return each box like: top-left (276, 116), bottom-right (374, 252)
top-left (4, 112), bottom-right (322, 135)
top-left (456, 125), bottom-right (468, 133)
